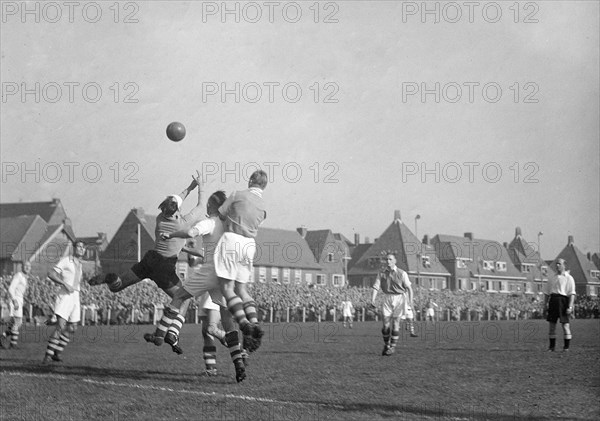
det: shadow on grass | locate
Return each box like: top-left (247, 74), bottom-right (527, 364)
top-left (296, 400), bottom-right (588, 421)
top-left (0, 361), bottom-right (239, 385)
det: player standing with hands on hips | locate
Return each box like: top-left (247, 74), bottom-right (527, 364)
top-left (543, 258), bottom-right (576, 352)
top-left (371, 252), bottom-right (417, 356)
top-left (42, 240), bottom-right (86, 364)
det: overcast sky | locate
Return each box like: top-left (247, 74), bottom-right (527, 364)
top-left (1, 1), bottom-right (598, 259)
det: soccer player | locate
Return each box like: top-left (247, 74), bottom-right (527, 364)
top-left (1, 261), bottom-right (31, 349)
top-left (543, 258), bottom-right (576, 352)
top-left (340, 297), bottom-right (354, 328)
top-left (89, 173), bottom-right (203, 343)
top-left (155, 190), bottom-right (248, 382)
top-left (214, 170), bottom-right (267, 350)
top-left (42, 240), bottom-right (85, 364)
top-left (371, 252), bottom-right (417, 356)
top-left (425, 299), bottom-right (438, 322)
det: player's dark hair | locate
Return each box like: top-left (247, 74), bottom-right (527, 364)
top-left (208, 190), bottom-right (227, 209)
top-left (249, 170), bottom-right (268, 189)
top-left (159, 197), bottom-right (179, 217)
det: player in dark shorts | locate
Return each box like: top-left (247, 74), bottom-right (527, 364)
top-left (89, 173), bottom-right (204, 343)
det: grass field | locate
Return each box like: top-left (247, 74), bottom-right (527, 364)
top-left (1, 319), bottom-right (599, 420)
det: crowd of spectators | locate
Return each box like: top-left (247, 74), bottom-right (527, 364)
top-left (1, 274), bottom-right (599, 324)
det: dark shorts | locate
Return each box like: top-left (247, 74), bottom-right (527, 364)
top-left (547, 294), bottom-right (570, 324)
top-left (131, 250), bottom-right (181, 291)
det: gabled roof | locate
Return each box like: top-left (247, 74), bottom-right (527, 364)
top-left (348, 243), bottom-right (373, 270)
top-left (553, 239), bottom-right (600, 285)
top-left (0, 199), bottom-right (66, 224)
top-left (304, 230), bottom-right (333, 260)
top-left (0, 215), bottom-right (74, 262)
top-left (506, 228), bottom-right (548, 280)
top-left (0, 215), bottom-right (45, 259)
top-left (349, 219), bottom-right (450, 276)
top-left (254, 228), bottom-right (321, 270)
top-left (433, 233), bottom-right (525, 279)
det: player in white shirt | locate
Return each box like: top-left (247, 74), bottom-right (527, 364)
top-left (340, 298), bottom-right (354, 329)
top-left (1, 261), bottom-right (31, 349)
top-left (542, 258), bottom-right (576, 352)
top-left (42, 240), bottom-right (85, 364)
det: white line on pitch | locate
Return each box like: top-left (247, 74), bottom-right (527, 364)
top-left (3, 371), bottom-right (344, 409)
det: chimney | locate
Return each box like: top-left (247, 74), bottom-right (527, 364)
top-left (464, 232), bottom-right (473, 240)
top-left (503, 242), bottom-right (508, 248)
top-left (394, 210), bottom-right (401, 221)
top-left (515, 227), bottom-right (522, 237)
top-left (134, 207), bottom-right (145, 220)
top-left (297, 227), bottom-right (307, 238)
top-left (587, 252), bottom-right (592, 261)
top-left (354, 233), bottom-right (360, 245)
top-left (568, 235), bottom-right (574, 245)
top-left (422, 235), bottom-right (429, 245)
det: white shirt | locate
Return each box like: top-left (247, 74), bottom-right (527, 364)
top-left (53, 256), bottom-right (83, 292)
top-left (190, 217), bottom-right (225, 266)
top-left (9, 272), bottom-right (28, 305)
top-left (543, 272), bottom-right (576, 296)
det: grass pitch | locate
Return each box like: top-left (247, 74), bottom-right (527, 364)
top-left (1, 319), bottom-right (599, 420)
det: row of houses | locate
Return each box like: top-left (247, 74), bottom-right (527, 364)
top-left (1, 200), bottom-right (599, 296)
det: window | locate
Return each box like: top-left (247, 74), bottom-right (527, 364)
top-left (282, 268), bottom-right (290, 284)
top-left (458, 278), bottom-right (466, 290)
top-left (316, 274), bottom-right (325, 285)
top-left (271, 268), bottom-right (279, 283)
top-left (483, 260), bottom-right (494, 271)
top-left (495, 261), bottom-right (507, 272)
top-left (333, 275), bottom-right (344, 287)
top-left (541, 266), bottom-right (548, 276)
top-left (258, 267), bottom-right (266, 283)
top-left (470, 281), bottom-right (477, 291)
top-left (522, 264), bottom-right (533, 273)
top-left (295, 269), bottom-right (302, 284)
top-left (456, 259), bottom-right (466, 269)
top-left (327, 253), bottom-right (334, 263)
top-left (305, 273), bottom-right (313, 284)
top-left (591, 270), bottom-right (600, 279)
top-left (422, 255), bottom-right (431, 268)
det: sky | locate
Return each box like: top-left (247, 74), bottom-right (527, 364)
top-left (1, 0), bottom-right (598, 260)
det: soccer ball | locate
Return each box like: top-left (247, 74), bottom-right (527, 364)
top-left (166, 122), bottom-right (186, 142)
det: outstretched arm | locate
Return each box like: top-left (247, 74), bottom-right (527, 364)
top-left (179, 171), bottom-right (200, 201)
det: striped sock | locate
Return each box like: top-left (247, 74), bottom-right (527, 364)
top-left (382, 327), bottom-right (391, 345)
top-left (46, 332), bottom-right (69, 357)
top-left (167, 313), bottom-right (186, 340)
top-left (390, 330), bottom-right (400, 348)
top-left (408, 320), bottom-right (415, 334)
top-left (225, 331), bottom-right (243, 363)
top-left (155, 307), bottom-right (177, 338)
top-left (243, 301), bottom-right (258, 324)
top-left (203, 344), bottom-right (217, 370)
top-left (227, 296), bottom-right (249, 326)
top-left (10, 329), bottom-right (19, 347)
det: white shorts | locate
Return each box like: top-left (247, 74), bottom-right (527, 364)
top-left (9, 299), bottom-right (24, 318)
top-left (182, 265), bottom-right (226, 307)
top-left (54, 291), bottom-right (81, 324)
top-left (381, 294), bottom-right (410, 319)
top-left (343, 310), bottom-right (353, 318)
top-left (214, 232), bottom-right (255, 284)
top-left (426, 308), bottom-right (435, 318)
top-left (197, 292), bottom-right (220, 315)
